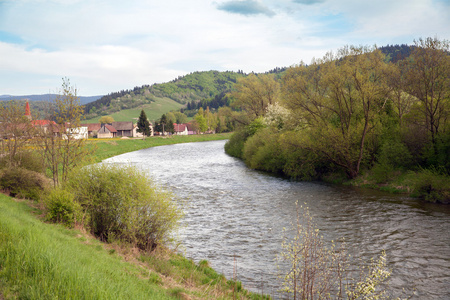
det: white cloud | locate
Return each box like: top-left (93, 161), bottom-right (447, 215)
top-left (0, 0), bottom-right (449, 95)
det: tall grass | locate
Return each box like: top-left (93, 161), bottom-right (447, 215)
top-left (0, 194), bottom-right (174, 299)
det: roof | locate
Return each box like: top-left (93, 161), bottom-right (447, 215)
top-left (81, 123), bottom-right (102, 131)
top-left (174, 123), bottom-right (187, 132)
top-left (112, 122), bottom-right (133, 131)
top-left (32, 120), bottom-right (56, 126)
top-left (25, 101), bottom-right (31, 117)
top-left (99, 124), bottom-right (117, 133)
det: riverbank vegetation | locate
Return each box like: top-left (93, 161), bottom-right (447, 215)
top-left (225, 37), bottom-right (450, 203)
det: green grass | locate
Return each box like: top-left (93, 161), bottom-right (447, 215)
top-left (86, 133), bottom-right (233, 163)
top-left (0, 194), bottom-right (174, 299)
top-left (83, 97), bottom-right (183, 123)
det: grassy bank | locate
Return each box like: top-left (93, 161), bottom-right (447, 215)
top-left (0, 194), bottom-right (265, 299)
top-left (0, 132), bottom-right (270, 299)
top-left (86, 133), bottom-right (233, 163)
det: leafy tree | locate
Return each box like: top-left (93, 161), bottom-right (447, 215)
top-left (401, 37), bottom-right (450, 154)
top-left (137, 109), bottom-right (151, 137)
top-left (98, 116), bottom-right (114, 124)
top-left (283, 46), bottom-right (393, 178)
top-left (40, 78), bottom-right (89, 186)
top-left (232, 73), bottom-right (280, 123)
top-left (194, 107), bottom-right (208, 133)
top-left (173, 111), bottom-right (188, 124)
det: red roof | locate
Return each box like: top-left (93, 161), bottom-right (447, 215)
top-left (104, 124), bottom-right (117, 133)
top-left (174, 123), bottom-right (187, 132)
top-left (32, 120), bottom-right (56, 126)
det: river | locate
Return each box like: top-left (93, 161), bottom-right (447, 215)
top-left (104, 140), bottom-right (450, 299)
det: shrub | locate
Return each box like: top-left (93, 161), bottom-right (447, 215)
top-left (44, 188), bottom-right (81, 227)
top-left (224, 129), bottom-right (249, 158)
top-left (0, 168), bottom-right (49, 200)
top-left (243, 129), bottom-right (284, 174)
top-left (406, 167), bottom-right (450, 203)
top-left (64, 164), bottom-right (183, 250)
top-left (0, 151), bottom-right (45, 173)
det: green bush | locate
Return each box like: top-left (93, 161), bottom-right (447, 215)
top-left (64, 164), bottom-right (183, 250)
top-left (406, 167), bottom-right (450, 203)
top-left (243, 129), bottom-right (284, 174)
top-left (44, 188), bottom-right (81, 227)
top-left (224, 129), bottom-right (249, 158)
top-left (0, 151), bottom-right (45, 173)
top-left (0, 168), bottom-right (49, 200)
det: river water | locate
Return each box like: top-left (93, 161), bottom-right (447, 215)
top-left (104, 140), bottom-right (450, 299)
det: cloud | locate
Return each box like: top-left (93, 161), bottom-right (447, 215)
top-left (292, 0), bottom-right (324, 4)
top-left (216, 0), bottom-right (275, 17)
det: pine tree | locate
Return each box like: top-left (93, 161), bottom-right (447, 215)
top-left (137, 109), bottom-right (150, 138)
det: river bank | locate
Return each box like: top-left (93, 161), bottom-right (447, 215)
top-left (0, 132), bottom-right (269, 299)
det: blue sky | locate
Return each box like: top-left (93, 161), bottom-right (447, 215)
top-left (0, 0), bottom-right (449, 96)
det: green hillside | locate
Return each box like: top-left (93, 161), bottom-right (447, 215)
top-left (82, 96), bottom-right (183, 123)
top-left (83, 70), bottom-right (246, 122)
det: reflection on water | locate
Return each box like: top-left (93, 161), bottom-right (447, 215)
top-left (104, 140), bottom-right (450, 299)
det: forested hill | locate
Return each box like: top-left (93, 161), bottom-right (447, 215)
top-left (379, 44), bottom-right (415, 63)
top-left (83, 70), bottom-right (247, 118)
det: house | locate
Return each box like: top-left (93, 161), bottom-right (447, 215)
top-left (133, 122), bottom-right (153, 138)
top-left (186, 123), bottom-right (197, 135)
top-left (81, 123), bottom-right (102, 137)
top-left (97, 124), bottom-right (117, 138)
top-left (173, 123), bottom-right (188, 135)
top-left (111, 122), bottom-right (134, 137)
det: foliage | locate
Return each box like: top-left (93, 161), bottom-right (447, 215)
top-left (405, 167), bottom-right (450, 203)
top-left (39, 78), bottom-right (90, 186)
top-left (0, 168), bottom-right (49, 200)
top-left (0, 151), bottom-right (45, 173)
top-left (277, 204), bottom-right (392, 300)
top-left (98, 115), bottom-right (115, 124)
top-left (224, 129), bottom-right (251, 159)
top-left (137, 109), bottom-right (151, 137)
top-left (44, 187), bottom-right (81, 227)
top-left (64, 164), bottom-right (183, 250)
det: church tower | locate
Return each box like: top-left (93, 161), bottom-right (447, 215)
top-left (25, 101), bottom-right (32, 120)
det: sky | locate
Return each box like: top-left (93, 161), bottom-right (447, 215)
top-left (0, 0), bottom-right (449, 96)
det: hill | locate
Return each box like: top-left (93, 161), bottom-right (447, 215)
top-left (83, 70), bottom-right (247, 121)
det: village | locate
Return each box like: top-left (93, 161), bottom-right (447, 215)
top-left (23, 101), bottom-right (199, 139)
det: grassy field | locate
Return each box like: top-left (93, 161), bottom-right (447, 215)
top-left (86, 133), bottom-right (233, 163)
top-left (83, 97), bottom-right (183, 123)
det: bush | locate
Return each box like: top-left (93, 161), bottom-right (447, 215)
top-left (0, 168), bottom-right (49, 200)
top-left (0, 151), bottom-right (45, 173)
top-left (224, 129), bottom-right (249, 158)
top-left (44, 188), bottom-right (81, 227)
top-left (64, 164), bottom-right (183, 250)
top-left (406, 167), bottom-right (450, 203)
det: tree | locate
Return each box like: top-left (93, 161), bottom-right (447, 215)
top-left (157, 114), bottom-right (174, 135)
top-left (137, 109), bottom-right (151, 138)
top-left (232, 74), bottom-right (280, 123)
top-left (0, 101), bottom-right (36, 168)
top-left (283, 46), bottom-right (393, 178)
top-left (98, 116), bottom-right (114, 124)
top-left (173, 111), bottom-right (188, 124)
top-left (194, 107), bottom-right (208, 133)
top-left (40, 78), bottom-right (89, 186)
top-left (401, 37), bottom-right (450, 153)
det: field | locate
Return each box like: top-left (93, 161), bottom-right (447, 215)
top-left (83, 96), bottom-right (184, 123)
